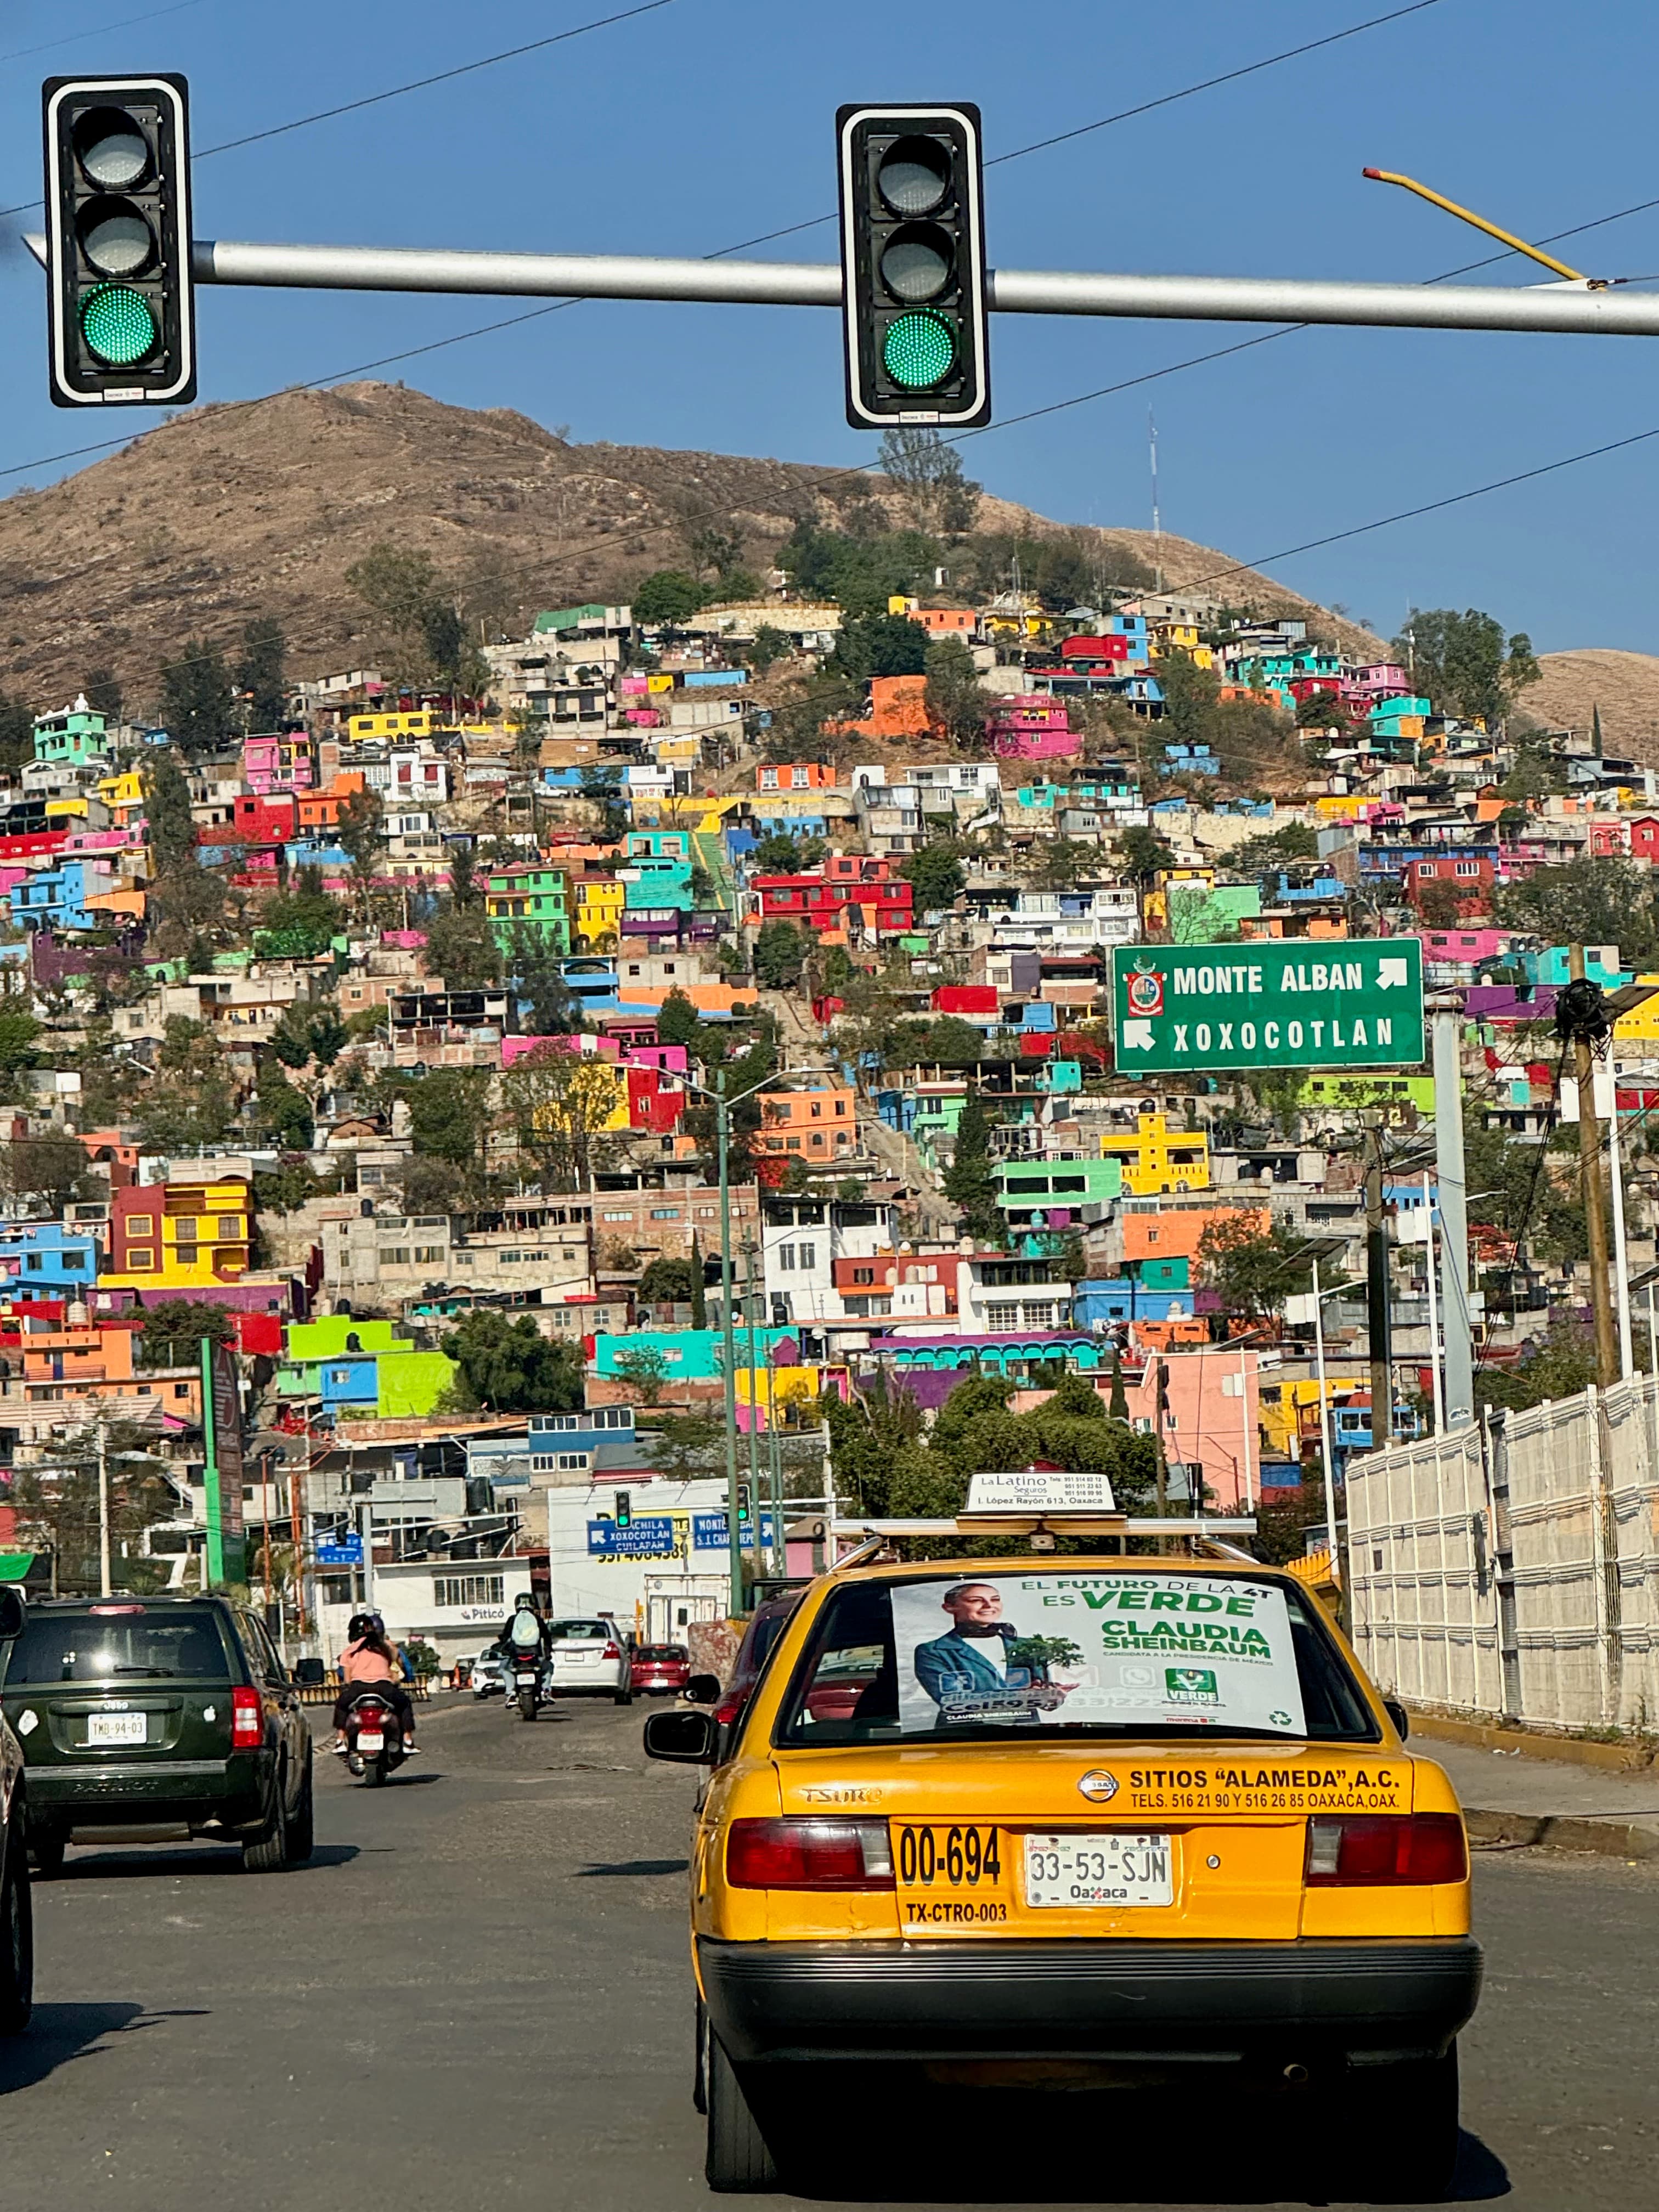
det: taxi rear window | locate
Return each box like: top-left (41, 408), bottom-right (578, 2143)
top-left (775, 1571), bottom-right (1377, 1747)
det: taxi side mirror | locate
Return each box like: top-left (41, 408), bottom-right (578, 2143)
top-left (682, 1673), bottom-right (723, 1705)
top-left (1383, 1698), bottom-right (1410, 1741)
top-left (0, 1589), bottom-right (24, 1640)
top-left (644, 1708), bottom-right (720, 1765)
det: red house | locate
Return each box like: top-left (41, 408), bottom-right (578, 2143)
top-left (1407, 854), bottom-right (1494, 915)
top-left (195, 792), bottom-right (298, 848)
top-left (755, 871), bottom-right (913, 938)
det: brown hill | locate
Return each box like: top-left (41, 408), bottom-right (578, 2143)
top-left (0, 380), bottom-right (1386, 707)
top-left (1525, 649), bottom-right (1659, 767)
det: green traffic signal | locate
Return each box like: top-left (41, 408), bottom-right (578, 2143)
top-left (882, 309), bottom-right (957, 391)
top-left (79, 282), bottom-right (157, 367)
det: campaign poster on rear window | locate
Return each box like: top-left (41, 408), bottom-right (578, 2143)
top-left (889, 1574), bottom-right (1307, 1736)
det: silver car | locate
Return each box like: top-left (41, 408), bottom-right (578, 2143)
top-left (545, 1617), bottom-right (633, 1706)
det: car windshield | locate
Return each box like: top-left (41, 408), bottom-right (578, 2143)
top-left (549, 1619), bottom-right (610, 1641)
top-left (3, 1606), bottom-right (232, 1685)
top-left (774, 1571), bottom-right (1378, 1748)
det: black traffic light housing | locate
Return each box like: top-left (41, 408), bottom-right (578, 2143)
top-left (837, 102), bottom-right (990, 431)
top-left (43, 72), bottom-right (196, 409)
top-left (614, 1490), bottom-right (632, 1530)
top-left (736, 1483), bottom-right (752, 1526)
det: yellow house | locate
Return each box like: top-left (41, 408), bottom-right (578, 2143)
top-left (1259, 1374), bottom-right (1370, 1462)
top-left (1141, 865), bottom-right (1215, 936)
top-left (1148, 620), bottom-right (1215, 671)
top-left (1613, 974), bottom-right (1659, 1052)
top-left (97, 768), bottom-right (147, 827)
top-left (101, 1173), bottom-right (253, 1291)
top-left (573, 877), bottom-right (625, 947)
top-left (1098, 1112), bottom-right (1210, 1197)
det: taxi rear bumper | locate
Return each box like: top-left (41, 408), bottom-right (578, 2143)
top-left (699, 1936), bottom-right (1482, 2070)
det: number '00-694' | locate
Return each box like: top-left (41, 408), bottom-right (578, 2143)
top-left (898, 1824), bottom-right (1001, 1886)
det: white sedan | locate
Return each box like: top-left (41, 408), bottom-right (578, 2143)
top-left (545, 1617), bottom-right (633, 1706)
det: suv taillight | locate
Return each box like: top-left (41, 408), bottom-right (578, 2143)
top-left (1305, 1813), bottom-right (1467, 1886)
top-left (726, 1818), bottom-right (894, 1891)
top-left (231, 1686), bottom-right (263, 1749)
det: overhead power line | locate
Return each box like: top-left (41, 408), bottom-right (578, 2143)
top-left (0, 0), bottom-right (209, 68)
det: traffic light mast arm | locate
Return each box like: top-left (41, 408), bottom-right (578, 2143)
top-left (24, 232), bottom-right (1659, 338)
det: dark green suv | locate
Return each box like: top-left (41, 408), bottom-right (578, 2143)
top-left (0, 1594), bottom-right (314, 1875)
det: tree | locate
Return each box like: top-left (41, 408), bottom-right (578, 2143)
top-left (614, 1346), bottom-right (669, 1406)
top-left (1478, 1315), bottom-right (1598, 1412)
top-left (1228, 822), bottom-right (1320, 878)
top-left (138, 1300), bottom-right (235, 1367)
top-left (142, 749), bottom-right (198, 873)
top-left (754, 921), bottom-right (811, 990)
top-left (832, 611), bottom-right (929, 682)
top-left (252, 1066), bottom-right (314, 1151)
top-left (236, 616), bottom-right (287, 731)
top-left (255, 867), bottom-right (340, 960)
top-left (1414, 878), bottom-right (1468, 929)
top-left (507, 923), bottom-right (579, 1036)
top-left (749, 625), bottom-right (789, 674)
top-left (498, 1042), bottom-right (623, 1188)
top-left (0, 1011), bottom-right (42, 1076)
top-left (159, 638), bottom-right (234, 755)
top-left (654, 988), bottom-right (704, 1052)
top-left (1496, 854), bottom-right (1659, 968)
top-left (751, 832), bottom-right (827, 873)
top-left (422, 899), bottom-right (504, 989)
top-left (336, 785), bottom-right (386, 917)
top-left (0, 1132), bottom-right (94, 1211)
top-left (9, 1422), bottom-right (182, 1595)
top-left (84, 664), bottom-right (124, 726)
top-left (924, 635), bottom-right (988, 751)
top-left (447, 838), bottom-right (480, 909)
top-left (0, 692), bottom-right (35, 778)
top-left (634, 570), bottom-right (708, 625)
top-left (1031, 838), bottom-right (1099, 893)
top-left (1392, 608), bottom-right (1542, 726)
top-left (439, 1312), bottom-right (584, 1413)
top-left (1156, 647), bottom-right (1222, 745)
top-left (404, 1068), bottom-right (493, 1169)
top-left (877, 426), bottom-right (981, 536)
top-left (646, 1409), bottom-right (725, 1482)
top-left (919, 1015), bottom-right (985, 1069)
top-left (347, 544), bottom-right (443, 634)
top-left (1118, 823), bottom-right (1174, 883)
top-left (899, 844), bottom-right (964, 912)
top-left (944, 1091), bottom-right (1002, 1244)
top-left (1198, 1214), bottom-right (1314, 1320)
top-left (637, 1256), bottom-right (696, 1304)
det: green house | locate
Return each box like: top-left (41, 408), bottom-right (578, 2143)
top-left (487, 864), bottom-right (571, 957)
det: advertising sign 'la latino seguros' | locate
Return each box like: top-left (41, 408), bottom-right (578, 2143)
top-left (1109, 939), bottom-right (1426, 1076)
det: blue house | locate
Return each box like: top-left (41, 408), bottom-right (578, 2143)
top-left (12, 860), bottom-right (105, 933)
top-left (0, 1221), bottom-right (101, 1301)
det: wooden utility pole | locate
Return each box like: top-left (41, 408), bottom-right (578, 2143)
top-left (1568, 945), bottom-right (1620, 1386)
top-left (1364, 1121), bottom-right (1394, 1451)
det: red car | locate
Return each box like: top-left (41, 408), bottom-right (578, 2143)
top-left (631, 1644), bottom-right (692, 1696)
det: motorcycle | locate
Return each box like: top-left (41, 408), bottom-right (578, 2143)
top-left (509, 1650), bottom-right (546, 1721)
top-left (342, 1687), bottom-right (407, 1785)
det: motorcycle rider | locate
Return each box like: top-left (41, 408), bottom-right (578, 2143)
top-left (332, 1610), bottom-right (418, 1757)
top-left (496, 1592), bottom-right (550, 1708)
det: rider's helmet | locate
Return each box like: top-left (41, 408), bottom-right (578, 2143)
top-left (513, 1591), bottom-right (537, 1611)
top-left (347, 1611), bottom-right (379, 1641)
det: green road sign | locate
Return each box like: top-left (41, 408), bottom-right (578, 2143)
top-left (1111, 938), bottom-right (1425, 1074)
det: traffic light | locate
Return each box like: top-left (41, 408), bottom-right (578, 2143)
top-left (837, 102), bottom-right (990, 431)
top-left (42, 74), bottom-right (196, 409)
top-left (614, 1490), bottom-right (631, 1530)
top-left (736, 1483), bottom-right (752, 1527)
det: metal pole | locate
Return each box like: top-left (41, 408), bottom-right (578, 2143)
top-left (1570, 946), bottom-right (1620, 1388)
top-left (1432, 1006), bottom-right (1475, 1426)
top-left (30, 232), bottom-right (1659, 341)
top-left (767, 1352), bottom-right (786, 1578)
top-left (1606, 1093), bottom-right (1635, 1381)
top-left (1364, 1124), bottom-right (1393, 1451)
top-left (716, 1071), bottom-right (743, 1614)
top-left (1237, 1339), bottom-right (1254, 1513)
top-left (1419, 1172), bottom-right (1446, 1434)
top-left (1313, 1259), bottom-right (1340, 1572)
top-left (97, 1419), bottom-right (111, 1599)
top-left (359, 1496), bottom-right (374, 1609)
top-left (742, 1232), bottom-right (763, 1581)
top-left (1649, 1283), bottom-right (1658, 1380)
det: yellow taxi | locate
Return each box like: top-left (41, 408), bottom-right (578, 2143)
top-left (646, 1531), bottom-right (1480, 2197)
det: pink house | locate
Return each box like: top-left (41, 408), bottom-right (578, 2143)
top-left (986, 693), bottom-right (1079, 763)
top-left (243, 732), bottom-right (316, 796)
top-left (1420, 927), bottom-right (1511, 963)
top-left (1125, 1347), bottom-right (1262, 1511)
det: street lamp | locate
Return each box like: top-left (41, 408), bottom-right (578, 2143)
top-left (670, 1058), bottom-right (831, 1612)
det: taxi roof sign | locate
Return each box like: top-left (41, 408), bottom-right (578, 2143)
top-left (964, 1469), bottom-right (1117, 1517)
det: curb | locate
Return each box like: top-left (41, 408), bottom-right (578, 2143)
top-left (1406, 1707), bottom-right (1656, 1774)
top-left (1466, 1806), bottom-right (1659, 1861)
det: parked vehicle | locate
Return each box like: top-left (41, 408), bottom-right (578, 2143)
top-left (633, 1644), bottom-right (692, 1697)
top-left (340, 1685), bottom-right (407, 1786)
top-left (0, 1583), bottom-right (32, 2033)
top-left (700, 1591), bottom-right (804, 1752)
top-left (470, 1652), bottom-right (504, 1699)
top-left (546, 1616), bottom-right (633, 1705)
top-left (0, 1594), bottom-right (314, 1874)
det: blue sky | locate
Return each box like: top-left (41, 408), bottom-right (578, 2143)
top-left (3, 0), bottom-right (1658, 654)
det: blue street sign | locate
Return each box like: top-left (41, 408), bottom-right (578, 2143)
top-left (692, 1512), bottom-right (778, 1550)
top-left (586, 1515), bottom-right (677, 1558)
top-left (317, 1537), bottom-right (364, 1567)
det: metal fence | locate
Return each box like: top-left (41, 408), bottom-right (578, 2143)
top-left (1345, 1374), bottom-right (1659, 1734)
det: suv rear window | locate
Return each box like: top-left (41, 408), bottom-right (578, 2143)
top-left (3, 1605), bottom-right (233, 1685)
top-left (549, 1619), bottom-right (610, 1641)
top-left (775, 1571), bottom-right (1378, 1748)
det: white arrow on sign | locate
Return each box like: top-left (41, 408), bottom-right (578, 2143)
top-left (1375, 957), bottom-right (1410, 990)
top-left (1121, 1019), bottom-right (1155, 1050)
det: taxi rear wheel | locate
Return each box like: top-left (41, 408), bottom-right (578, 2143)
top-left (704, 2033), bottom-right (777, 2192)
top-left (1344, 2044), bottom-right (1459, 2201)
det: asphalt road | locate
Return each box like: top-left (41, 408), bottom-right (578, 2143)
top-left (2, 1695), bottom-right (1655, 2211)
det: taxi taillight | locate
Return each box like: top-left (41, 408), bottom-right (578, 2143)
top-left (726, 1818), bottom-right (895, 1891)
top-left (1305, 1813), bottom-right (1467, 1886)
top-left (230, 1687), bottom-right (263, 1749)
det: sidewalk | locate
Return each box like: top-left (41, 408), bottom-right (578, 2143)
top-left (1425, 1737), bottom-right (1659, 1859)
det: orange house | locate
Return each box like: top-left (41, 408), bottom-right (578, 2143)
top-left (905, 607), bottom-right (977, 638)
top-left (826, 674), bottom-right (937, 742)
top-left (17, 1321), bottom-right (202, 1424)
top-left (1123, 1205), bottom-right (1269, 1267)
top-left (297, 771), bottom-right (367, 831)
top-left (755, 763), bottom-right (835, 792)
top-left (753, 1081), bottom-right (857, 1160)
